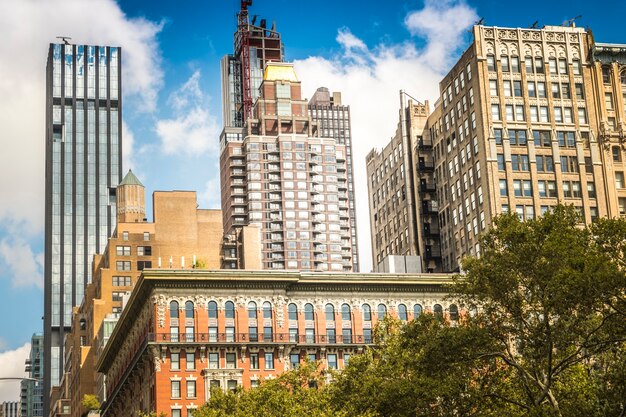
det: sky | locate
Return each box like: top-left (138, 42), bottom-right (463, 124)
top-left (1, 0), bottom-right (626, 402)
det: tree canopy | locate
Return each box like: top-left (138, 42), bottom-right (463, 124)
top-left (195, 206), bottom-right (626, 417)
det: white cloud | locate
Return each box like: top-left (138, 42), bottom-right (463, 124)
top-left (0, 235), bottom-right (44, 289)
top-left (156, 70), bottom-right (221, 155)
top-left (122, 121), bottom-right (136, 171)
top-left (198, 176), bottom-right (222, 210)
top-left (294, 0), bottom-right (476, 271)
top-left (0, 0), bottom-right (163, 287)
top-left (0, 343), bottom-right (30, 403)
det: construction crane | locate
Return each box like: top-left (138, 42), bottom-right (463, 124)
top-left (563, 15), bottom-right (582, 27)
top-left (238, 0), bottom-right (253, 124)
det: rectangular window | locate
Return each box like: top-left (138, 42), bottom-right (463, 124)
top-left (562, 83), bottom-right (571, 99)
top-left (137, 261), bottom-right (152, 270)
top-left (554, 107), bottom-right (563, 123)
top-left (503, 80), bottom-right (512, 97)
top-left (551, 83), bottom-right (560, 99)
top-left (112, 276), bottom-right (131, 286)
top-left (187, 380), bottom-right (196, 398)
top-left (208, 353), bottom-right (219, 369)
top-left (116, 261), bottom-right (131, 271)
top-left (511, 56), bottom-right (520, 73)
top-left (525, 56), bottom-right (533, 73)
top-left (186, 352), bottom-right (195, 370)
top-left (530, 106), bottom-right (538, 122)
top-left (171, 381), bottom-right (181, 398)
top-left (501, 55), bottom-right (510, 72)
top-left (491, 104), bottom-right (501, 121)
top-left (513, 80), bottom-right (522, 97)
top-left (226, 353), bottom-right (236, 369)
top-left (578, 108), bottom-right (587, 124)
top-left (528, 81), bottom-right (536, 97)
top-left (265, 352), bottom-right (274, 370)
top-left (535, 57), bottom-right (544, 74)
top-left (559, 59), bottom-right (567, 74)
top-left (497, 154), bottom-right (505, 171)
top-left (328, 353), bottom-right (338, 370)
top-left (540, 106), bottom-right (549, 122)
top-left (490, 80), bottom-right (498, 96)
top-left (116, 246), bottom-right (130, 256)
top-left (505, 105), bottom-right (514, 121)
top-left (487, 55), bottom-right (495, 71)
top-left (605, 93), bottom-right (614, 110)
top-left (137, 246), bottom-right (152, 256)
top-left (575, 83), bottom-right (584, 99)
top-left (249, 327), bottom-right (258, 342)
top-left (342, 328), bottom-right (353, 344)
top-left (250, 353), bottom-right (259, 369)
top-left (500, 179), bottom-right (508, 196)
top-left (327, 328), bottom-right (336, 343)
top-left (616, 172), bottom-right (625, 189)
top-left (171, 353), bottom-right (180, 370)
top-left (143, 232), bottom-right (150, 241)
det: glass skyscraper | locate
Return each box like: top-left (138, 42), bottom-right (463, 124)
top-left (43, 43), bottom-right (122, 414)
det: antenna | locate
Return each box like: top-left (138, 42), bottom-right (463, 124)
top-left (530, 21), bottom-right (539, 29)
top-left (56, 36), bottom-right (72, 45)
top-left (562, 15), bottom-right (582, 27)
top-left (476, 17), bottom-right (485, 26)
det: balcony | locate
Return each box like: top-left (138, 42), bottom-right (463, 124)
top-left (418, 137), bottom-right (433, 149)
top-left (420, 181), bottom-right (436, 193)
top-left (148, 332), bottom-right (374, 345)
top-left (423, 222), bottom-right (440, 236)
top-left (422, 200), bottom-right (439, 214)
top-left (425, 244), bottom-right (442, 259)
top-left (230, 169), bottom-right (245, 177)
top-left (418, 160), bottom-right (435, 171)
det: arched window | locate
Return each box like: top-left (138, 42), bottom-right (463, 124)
top-left (170, 301), bottom-right (179, 318)
top-left (413, 304), bottom-right (423, 318)
top-left (208, 301), bottom-right (218, 319)
top-left (225, 301), bottom-right (235, 319)
top-left (398, 304), bottom-right (407, 321)
top-left (377, 304), bottom-right (387, 320)
top-left (248, 301), bottom-right (257, 319)
top-left (304, 303), bottom-right (314, 321)
top-left (263, 301), bottom-right (272, 319)
top-left (185, 301), bottom-right (194, 319)
top-left (433, 304), bottom-right (443, 319)
top-left (362, 304), bottom-right (372, 321)
top-left (325, 304), bottom-right (335, 322)
top-left (288, 303), bottom-right (298, 321)
top-left (341, 304), bottom-right (351, 321)
top-left (449, 304), bottom-right (459, 321)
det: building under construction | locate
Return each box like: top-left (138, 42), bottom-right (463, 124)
top-left (221, 0), bottom-right (284, 128)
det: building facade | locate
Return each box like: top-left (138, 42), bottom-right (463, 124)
top-left (44, 42), bottom-right (123, 411)
top-left (366, 93), bottom-right (441, 272)
top-left (426, 25), bottom-right (626, 271)
top-left (220, 63), bottom-right (357, 272)
top-left (308, 88), bottom-right (359, 271)
top-left (0, 402), bottom-right (20, 417)
top-left (49, 172), bottom-right (227, 417)
top-left (20, 334), bottom-right (44, 417)
top-left (96, 269), bottom-right (456, 417)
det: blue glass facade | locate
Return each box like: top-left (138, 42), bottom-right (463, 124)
top-left (44, 43), bottom-right (122, 414)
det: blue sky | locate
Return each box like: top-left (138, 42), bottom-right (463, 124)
top-left (1, 0), bottom-right (625, 400)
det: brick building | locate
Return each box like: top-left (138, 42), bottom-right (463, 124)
top-left (96, 269), bottom-right (455, 417)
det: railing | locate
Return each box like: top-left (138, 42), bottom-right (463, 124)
top-left (148, 332), bottom-right (373, 345)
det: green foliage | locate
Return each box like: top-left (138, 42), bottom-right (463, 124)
top-left (195, 206), bottom-right (625, 417)
top-left (194, 258), bottom-right (207, 269)
top-left (81, 394), bottom-right (100, 411)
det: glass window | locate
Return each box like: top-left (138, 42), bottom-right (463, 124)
top-left (341, 304), bottom-right (351, 321)
top-left (362, 304), bottom-right (371, 321)
top-left (263, 301), bottom-right (272, 319)
top-left (250, 353), bottom-right (259, 369)
top-left (304, 303), bottom-right (314, 320)
top-left (398, 304), bottom-right (408, 321)
top-left (433, 304), bottom-right (443, 319)
top-left (377, 304), bottom-right (387, 320)
top-left (187, 380), bottom-right (196, 398)
top-left (185, 301), bottom-right (194, 319)
top-left (413, 304), bottom-right (422, 317)
top-left (208, 353), bottom-right (219, 369)
top-left (288, 303), bottom-right (298, 320)
top-left (327, 328), bottom-right (336, 343)
top-left (226, 353), bottom-right (236, 369)
top-left (170, 301), bottom-right (179, 318)
top-left (501, 55), bottom-right (510, 72)
top-left (171, 381), bottom-right (181, 398)
top-left (328, 354), bottom-right (338, 370)
top-left (171, 352), bottom-right (180, 370)
top-left (186, 352), bottom-right (195, 370)
top-left (265, 352), bottom-right (274, 369)
top-left (325, 304), bottom-right (335, 321)
top-left (449, 304), bottom-right (459, 321)
top-left (225, 301), bottom-right (235, 319)
top-left (248, 301), bottom-right (257, 319)
top-left (208, 301), bottom-right (218, 319)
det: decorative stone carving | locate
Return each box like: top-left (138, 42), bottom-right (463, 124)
top-left (149, 346), bottom-right (162, 372)
top-left (153, 294), bottom-right (166, 328)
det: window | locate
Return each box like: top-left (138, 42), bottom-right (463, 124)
top-left (304, 303), bottom-right (314, 320)
top-left (613, 146), bottom-right (622, 162)
top-left (551, 83), bottom-right (560, 99)
top-left (342, 328), bottom-right (352, 344)
top-left (557, 131), bottom-right (576, 147)
top-left (327, 328), bottom-right (336, 343)
top-left (511, 56), bottom-right (520, 73)
top-left (288, 303), bottom-right (297, 320)
top-left (497, 154), bottom-right (505, 171)
top-left (511, 155), bottom-right (529, 171)
top-left (587, 182), bottom-right (596, 199)
top-left (509, 129), bottom-right (527, 145)
top-left (536, 155), bottom-right (554, 172)
top-left (449, 305), bottom-right (459, 321)
top-left (530, 106), bottom-right (538, 122)
top-left (537, 82), bottom-right (546, 98)
top-left (305, 328), bottom-right (315, 343)
top-left (528, 81), bottom-right (536, 97)
top-left (171, 352), bottom-right (180, 370)
top-left (398, 304), bottom-right (408, 321)
top-left (433, 304), bottom-right (443, 319)
top-left (363, 328), bottom-right (373, 344)
top-left (263, 326), bottom-right (273, 342)
top-left (248, 301), bottom-right (257, 319)
top-left (616, 172), bottom-right (625, 188)
top-left (116, 261), bottom-right (131, 271)
top-left (554, 107), bottom-right (563, 123)
top-left (413, 304), bottom-right (422, 318)
top-left (500, 179), bottom-right (508, 197)
top-left (250, 353), bottom-right (259, 370)
top-left (549, 58), bottom-right (557, 74)
top-left (540, 106), bottom-right (549, 122)
top-left (505, 104), bottom-right (514, 121)
top-left (491, 104), bottom-right (500, 121)
top-left (328, 354), bottom-right (338, 370)
top-left (605, 93), bottom-right (614, 110)
top-left (513, 180), bottom-right (532, 197)
top-left (325, 304), bottom-right (335, 321)
top-left (503, 80), bottom-right (512, 97)
top-left (249, 326), bottom-right (258, 342)
top-left (263, 301), bottom-right (272, 319)
top-left (116, 246), bottom-right (130, 256)
top-left (265, 352), bottom-right (274, 369)
top-left (572, 59), bottom-right (581, 75)
top-left (487, 54), bottom-right (495, 71)
top-left (561, 156), bottom-right (579, 173)
top-left (187, 380), bottom-right (196, 398)
top-left (377, 304), bottom-right (387, 320)
top-left (489, 80), bottom-right (498, 96)
top-left (112, 276), bottom-right (131, 286)
top-left (172, 410), bottom-right (181, 417)
top-left (562, 83), bottom-right (571, 99)
top-left (602, 66), bottom-right (611, 84)
top-left (226, 353), bottom-right (236, 369)
top-left (171, 381), bottom-right (181, 398)
top-left (208, 301), bottom-right (218, 319)
top-left (575, 83), bottom-right (584, 99)
top-left (290, 353), bottom-right (300, 369)
top-left (137, 260), bottom-right (152, 270)
top-left (186, 352), bottom-right (195, 370)
top-left (208, 353), bottom-right (219, 369)
top-left (136, 246), bottom-right (151, 256)
top-left (122, 231), bottom-right (129, 241)
top-left (341, 304), bottom-right (351, 321)
top-left (501, 55), bottom-right (510, 72)
top-left (619, 197), bottom-right (626, 216)
top-left (225, 301), bottom-right (235, 319)
top-left (143, 232), bottom-right (150, 241)
top-left (362, 304), bottom-right (372, 321)
top-left (494, 128), bottom-right (503, 145)
top-left (185, 301), bottom-right (194, 319)
top-left (533, 130), bottom-right (551, 147)
top-left (513, 80), bottom-right (522, 96)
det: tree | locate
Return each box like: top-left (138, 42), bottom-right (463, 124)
top-left (81, 394), bottom-right (101, 412)
top-left (452, 206), bottom-right (626, 416)
top-left (194, 361), bottom-right (346, 417)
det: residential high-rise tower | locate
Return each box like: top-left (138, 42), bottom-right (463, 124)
top-left (43, 42), bottom-right (122, 413)
top-left (20, 334), bottom-right (44, 417)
